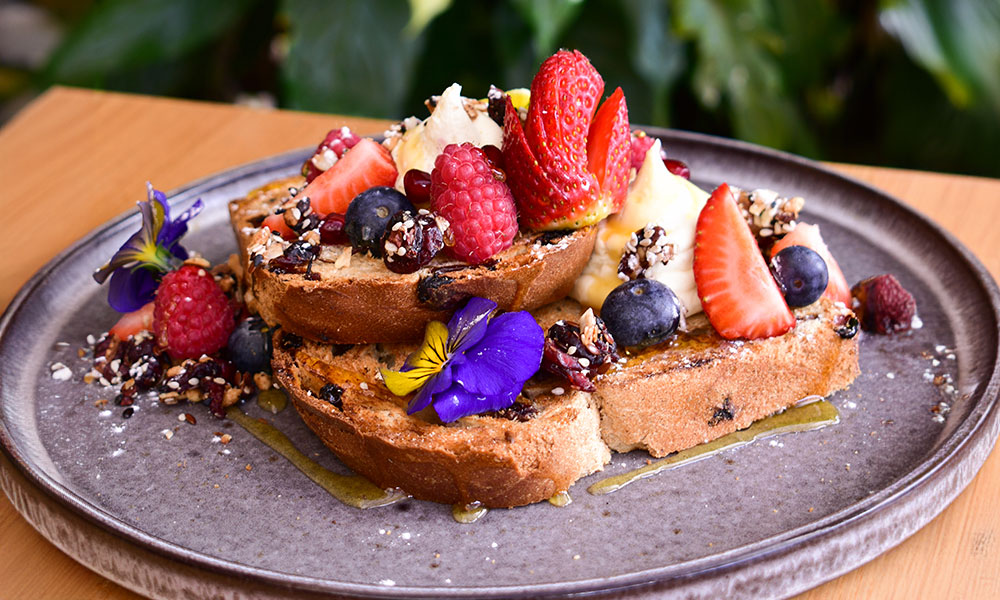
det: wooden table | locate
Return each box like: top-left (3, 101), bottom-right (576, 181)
top-left (1, 87), bottom-right (998, 599)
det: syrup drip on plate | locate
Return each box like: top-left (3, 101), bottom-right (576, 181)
top-left (588, 400), bottom-right (839, 495)
top-left (225, 407), bottom-right (407, 508)
top-left (548, 491), bottom-right (572, 507)
top-left (452, 501), bottom-right (488, 523)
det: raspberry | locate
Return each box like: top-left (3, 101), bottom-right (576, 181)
top-left (630, 132), bottom-right (658, 172)
top-left (851, 274), bottom-right (917, 334)
top-left (430, 143), bottom-right (518, 264)
top-left (153, 265), bottom-right (235, 360)
top-left (302, 126), bottom-right (362, 183)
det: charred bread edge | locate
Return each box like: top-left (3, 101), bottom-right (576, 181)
top-left (229, 177), bottom-right (598, 344)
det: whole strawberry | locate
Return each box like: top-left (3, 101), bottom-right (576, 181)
top-left (153, 265), bottom-right (235, 360)
top-left (851, 274), bottom-right (917, 334)
top-left (431, 143), bottom-right (518, 264)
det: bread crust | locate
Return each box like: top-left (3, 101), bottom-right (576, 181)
top-left (229, 177), bottom-right (597, 344)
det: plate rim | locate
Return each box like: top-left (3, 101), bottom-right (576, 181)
top-left (2, 127), bottom-right (999, 598)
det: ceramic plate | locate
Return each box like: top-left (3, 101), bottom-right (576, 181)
top-left (2, 129), bottom-right (998, 599)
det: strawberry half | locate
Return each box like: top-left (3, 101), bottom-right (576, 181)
top-left (770, 223), bottom-right (851, 306)
top-left (503, 50), bottom-right (630, 230)
top-left (110, 302), bottom-right (155, 340)
top-left (299, 138), bottom-right (397, 216)
top-left (694, 183), bottom-right (795, 340)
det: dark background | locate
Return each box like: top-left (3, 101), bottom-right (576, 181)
top-left (2, 0), bottom-right (998, 178)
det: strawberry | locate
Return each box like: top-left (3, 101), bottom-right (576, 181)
top-left (262, 213), bottom-right (295, 240)
top-left (694, 183), bottom-right (795, 340)
top-left (502, 50), bottom-right (631, 230)
top-left (770, 223), bottom-right (851, 306)
top-left (109, 302), bottom-right (155, 340)
top-left (299, 138), bottom-right (397, 216)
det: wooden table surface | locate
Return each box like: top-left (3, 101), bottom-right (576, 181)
top-left (1, 87), bottom-right (998, 599)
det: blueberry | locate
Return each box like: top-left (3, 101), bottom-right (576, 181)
top-left (600, 279), bottom-right (682, 348)
top-left (345, 187), bottom-right (415, 257)
top-left (227, 317), bottom-right (272, 373)
top-left (770, 245), bottom-right (829, 307)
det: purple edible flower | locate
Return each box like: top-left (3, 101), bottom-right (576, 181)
top-left (381, 297), bottom-right (544, 422)
top-left (93, 183), bottom-right (203, 312)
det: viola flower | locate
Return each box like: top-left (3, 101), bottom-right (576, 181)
top-left (93, 183), bottom-right (204, 313)
top-left (381, 297), bottom-right (544, 423)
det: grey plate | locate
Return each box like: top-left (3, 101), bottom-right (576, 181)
top-left (2, 129), bottom-right (999, 600)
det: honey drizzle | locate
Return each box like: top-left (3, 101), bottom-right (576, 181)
top-left (588, 400), bottom-right (839, 495)
top-left (225, 407), bottom-right (407, 509)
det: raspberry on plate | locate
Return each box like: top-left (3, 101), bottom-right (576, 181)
top-left (430, 143), bottom-right (518, 264)
top-left (153, 265), bottom-right (235, 360)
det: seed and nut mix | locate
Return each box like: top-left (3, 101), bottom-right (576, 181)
top-left (734, 186), bottom-right (805, 240)
top-left (618, 224), bottom-right (675, 281)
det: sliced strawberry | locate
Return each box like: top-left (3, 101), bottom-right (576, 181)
top-left (110, 302), bottom-right (155, 340)
top-left (262, 213), bottom-right (295, 240)
top-left (502, 96), bottom-right (573, 229)
top-left (587, 86), bottom-right (630, 213)
top-left (299, 138), bottom-right (397, 216)
top-left (502, 50), bottom-right (631, 230)
top-left (770, 223), bottom-right (851, 305)
top-left (694, 184), bottom-right (795, 340)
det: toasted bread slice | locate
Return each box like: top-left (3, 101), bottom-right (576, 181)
top-left (229, 177), bottom-right (597, 344)
top-left (271, 298), bottom-right (859, 507)
top-left (271, 330), bottom-right (611, 508)
top-left (593, 298), bottom-right (860, 456)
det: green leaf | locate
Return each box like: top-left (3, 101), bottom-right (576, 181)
top-left (880, 0), bottom-right (1000, 114)
top-left (281, 0), bottom-right (423, 117)
top-left (510, 0), bottom-right (585, 61)
top-left (620, 0), bottom-right (685, 126)
top-left (674, 0), bottom-right (816, 153)
top-left (406, 0), bottom-right (452, 35)
top-left (42, 0), bottom-right (255, 87)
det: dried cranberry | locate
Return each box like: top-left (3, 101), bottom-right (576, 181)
top-left (484, 402), bottom-right (537, 422)
top-left (319, 213), bottom-right (348, 245)
top-left (382, 210), bottom-right (445, 274)
top-left (403, 170), bottom-right (432, 205)
top-left (268, 241), bottom-right (319, 274)
top-left (319, 383), bottom-right (344, 409)
top-left (541, 317), bottom-right (620, 392)
top-left (486, 85), bottom-right (506, 127)
top-left (852, 274), bottom-right (916, 334)
top-left (480, 145), bottom-right (506, 181)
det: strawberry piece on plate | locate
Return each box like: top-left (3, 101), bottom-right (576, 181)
top-left (770, 223), bottom-right (851, 306)
top-left (694, 183), bottom-right (795, 340)
top-left (300, 138), bottom-right (397, 216)
top-left (110, 302), bottom-right (155, 340)
top-left (502, 50), bottom-right (631, 230)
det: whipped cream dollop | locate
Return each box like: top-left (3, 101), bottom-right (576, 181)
top-left (391, 83), bottom-right (502, 191)
top-left (571, 139), bottom-right (709, 317)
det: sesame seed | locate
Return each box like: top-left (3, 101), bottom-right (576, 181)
top-left (551, 387), bottom-right (565, 396)
top-left (167, 381), bottom-right (180, 389)
top-left (579, 357), bottom-right (591, 367)
top-left (188, 378), bottom-right (199, 386)
top-left (360, 382), bottom-right (369, 390)
top-left (567, 346), bottom-right (577, 355)
top-left (213, 377), bottom-right (226, 385)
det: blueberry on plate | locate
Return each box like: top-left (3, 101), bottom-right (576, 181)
top-left (600, 279), bottom-right (682, 348)
top-left (770, 245), bottom-right (829, 307)
top-left (345, 187), bottom-right (415, 257)
top-left (227, 317), bottom-right (272, 373)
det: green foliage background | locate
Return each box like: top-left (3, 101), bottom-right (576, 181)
top-left (18, 0), bottom-right (1000, 177)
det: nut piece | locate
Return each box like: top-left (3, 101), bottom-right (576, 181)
top-left (733, 187), bottom-right (805, 252)
top-left (618, 224), bottom-right (675, 281)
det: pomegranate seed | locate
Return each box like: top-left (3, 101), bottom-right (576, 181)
top-left (403, 169), bottom-right (432, 205)
top-left (664, 158), bottom-right (690, 180)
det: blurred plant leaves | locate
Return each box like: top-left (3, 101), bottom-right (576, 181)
top-left (620, 0), bottom-right (685, 126)
top-left (674, 0), bottom-right (817, 154)
top-left (880, 0), bottom-right (1000, 114)
top-left (42, 0), bottom-right (255, 87)
top-left (406, 0), bottom-right (452, 35)
top-left (511, 0), bottom-right (585, 61)
top-left (281, 0), bottom-right (423, 117)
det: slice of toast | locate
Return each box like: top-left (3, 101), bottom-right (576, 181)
top-left (229, 177), bottom-right (597, 344)
top-left (271, 297), bottom-right (859, 508)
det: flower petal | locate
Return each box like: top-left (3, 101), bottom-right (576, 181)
top-left (107, 267), bottom-right (159, 313)
top-left (446, 297), bottom-right (496, 354)
top-left (432, 383), bottom-right (519, 423)
top-left (407, 363), bottom-right (453, 414)
top-left (451, 311), bottom-right (544, 396)
top-left (403, 320), bottom-right (450, 371)
top-left (159, 199), bottom-right (204, 253)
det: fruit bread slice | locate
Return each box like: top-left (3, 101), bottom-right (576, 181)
top-left (230, 177), bottom-right (597, 344)
top-left (271, 297), bottom-right (859, 508)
